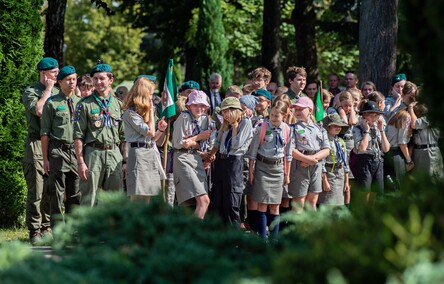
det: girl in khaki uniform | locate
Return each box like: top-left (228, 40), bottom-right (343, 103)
top-left (172, 91), bottom-right (213, 219)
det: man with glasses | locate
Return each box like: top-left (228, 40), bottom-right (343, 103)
top-left (22, 57), bottom-right (59, 244)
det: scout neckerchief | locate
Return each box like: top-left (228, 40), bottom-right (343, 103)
top-left (68, 96), bottom-right (75, 123)
top-left (273, 125), bottom-right (284, 155)
top-left (224, 128), bottom-right (233, 155)
top-left (93, 94), bottom-right (113, 128)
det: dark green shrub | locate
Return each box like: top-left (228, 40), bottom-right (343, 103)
top-left (273, 174), bottom-right (444, 283)
top-left (0, 194), bottom-right (270, 283)
top-left (0, 0), bottom-right (43, 227)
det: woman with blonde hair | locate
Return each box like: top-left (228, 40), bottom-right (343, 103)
top-left (122, 77), bottom-right (167, 202)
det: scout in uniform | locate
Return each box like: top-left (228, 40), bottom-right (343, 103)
top-left (288, 97), bottom-right (330, 213)
top-left (385, 108), bottom-right (412, 190)
top-left (246, 101), bottom-right (292, 239)
top-left (22, 57), bottom-right (59, 243)
top-left (384, 73), bottom-right (407, 119)
top-left (121, 77), bottom-right (168, 203)
top-left (207, 97), bottom-right (253, 226)
top-left (352, 101), bottom-right (390, 203)
top-left (172, 90), bottom-right (213, 219)
top-left (284, 66), bottom-right (307, 103)
top-left (41, 66), bottom-right (80, 227)
top-left (73, 63), bottom-right (125, 207)
top-left (318, 114), bottom-right (350, 207)
top-left (409, 102), bottom-right (444, 180)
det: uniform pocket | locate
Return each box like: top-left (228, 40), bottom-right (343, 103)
top-left (55, 111), bottom-right (69, 124)
top-left (89, 114), bottom-right (103, 129)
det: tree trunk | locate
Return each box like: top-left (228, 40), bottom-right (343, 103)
top-left (261, 0), bottom-right (281, 84)
top-left (44, 0), bottom-right (67, 64)
top-left (292, 0), bottom-right (318, 81)
top-left (359, 0), bottom-right (398, 95)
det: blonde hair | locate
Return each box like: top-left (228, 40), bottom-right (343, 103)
top-left (122, 78), bottom-right (155, 123)
top-left (388, 109), bottom-right (411, 129)
top-left (220, 108), bottom-right (243, 132)
top-left (272, 94), bottom-right (295, 123)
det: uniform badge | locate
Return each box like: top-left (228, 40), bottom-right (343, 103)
top-left (297, 129), bottom-right (305, 134)
top-left (265, 130), bottom-right (273, 143)
top-left (95, 120), bottom-right (102, 127)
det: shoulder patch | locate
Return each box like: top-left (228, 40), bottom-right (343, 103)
top-left (91, 108), bottom-right (100, 114)
top-left (57, 105), bottom-right (66, 111)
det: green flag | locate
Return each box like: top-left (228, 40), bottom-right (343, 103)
top-left (161, 59), bottom-right (177, 119)
top-left (314, 86), bottom-right (324, 122)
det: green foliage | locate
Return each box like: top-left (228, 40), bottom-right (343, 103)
top-left (0, 0), bottom-right (43, 227)
top-left (194, 0), bottom-right (232, 89)
top-left (0, 194), bottom-right (270, 283)
top-left (272, 174), bottom-right (444, 283)
top-left (64, 0), bottom-right (145, 81)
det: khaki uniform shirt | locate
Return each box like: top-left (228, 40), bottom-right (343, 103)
top-left (22, 82), bottom-right (59, 139)
top-left (73, 92), bottom-right (124, 145)
top-left (41, 92), bottom-right (80, 143)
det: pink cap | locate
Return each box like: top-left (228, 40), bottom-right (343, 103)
top-left (186, 90), bottom-right (210, 107)
top-left (291, 96), bottom-right (314, 110)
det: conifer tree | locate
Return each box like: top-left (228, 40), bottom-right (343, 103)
top-left (0, 0), bottom-right (43, 227)
top-left (194, 0), bottom-right (232, 90)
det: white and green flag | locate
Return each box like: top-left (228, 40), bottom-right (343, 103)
top-left (161, 59), bottom-right (177, 119)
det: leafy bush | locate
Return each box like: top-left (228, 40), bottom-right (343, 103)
top-left (0, 0), bottom-right (43, 227)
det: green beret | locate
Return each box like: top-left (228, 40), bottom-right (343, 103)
top-left (37, 57), bottom-right (58, 71)
top-left (134, 74), bottom-right (157, 83)
top-left (391, 73), bottom-right (407, 85)
top-left (57, 66), bottom-right (76, 81)
top-left (90, 63), bottom-right (113, 76)
top-left (180, 80), bottom-right (200, 91)
top-left (252, 89), bottom-right (272, 101)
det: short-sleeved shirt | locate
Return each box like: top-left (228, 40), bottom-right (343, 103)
top-left (246, 121), bottom-right (293, 161)
top-left (353, 122), bottom-right (383, 157)
top-left (385, 117), bottom-right (411, 147)
top-left (291, 120), bottom-right (329, 153)
top-left (73, 92), bottom-right (124, 145)
top-left (40, 92), bottom-right (80, 143)
top-left (413, 116), bottom-right (440, 145)
top-left (214, 118), bottom-right (253, 156)
top-left (22, 82), bottom-right (59, 138)
top-left (122, 108), bottom-right (152, 143)
top-left (172, 111), bottom-right (211, 150)
top-left (323, 134), bottom-right (350, 173)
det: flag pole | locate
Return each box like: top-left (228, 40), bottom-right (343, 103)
top-left (162, 118), bottom-right (171, 202)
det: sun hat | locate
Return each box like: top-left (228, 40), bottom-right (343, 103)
top-left (220, 97), bottom-right (243, 111)
top-left (186, 90), bottom-right (210, 107)
top-left (291, 96), bottom-right (314, 110)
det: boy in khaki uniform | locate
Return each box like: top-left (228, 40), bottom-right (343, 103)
top-left (41, 66), bottom-right (81, 227)
top-left (22, 57), bottom-right (59, 243)
top-left (73, 64), bottom-right (125, 207)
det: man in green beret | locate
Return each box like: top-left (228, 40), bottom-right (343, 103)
top-left (22, 57), bottom-right (59, 244)
top-left (41, 66), bottom-right (81, 227)
top-left (73, 63), bottom-right (125, 207)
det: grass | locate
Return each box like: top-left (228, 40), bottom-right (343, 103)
top-left (0, 228), bottom-right (29, 243)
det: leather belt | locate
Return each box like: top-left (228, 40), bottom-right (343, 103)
top-left (130, 142), bottom-right (154, 149)
top-left (51, 140), bottom-right (74, 150)
top-left (414, 143), bottom-right (437, 149)
top-left (87, 142), bottom-right (117, 150)
top-left (174, 148), bottom-right (196, 154)
top-left (325, 163), bottom-right (343, 170)
top-left (256, 154), bottom-right (283, 165)
top-left (300, 149), bottom-right (320, 155)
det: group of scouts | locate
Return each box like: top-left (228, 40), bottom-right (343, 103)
top-left (22, 57), bottom-right (443, 244)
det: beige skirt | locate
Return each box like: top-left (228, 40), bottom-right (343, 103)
top-left (126, 147), bottom-right (162, 197)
